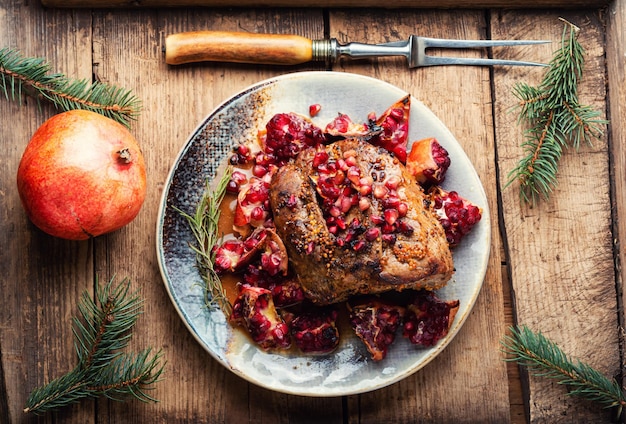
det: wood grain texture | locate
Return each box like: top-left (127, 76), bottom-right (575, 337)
top-left (89, 7), bottom-right (338, 423)
top-left (607, 0), bottom-right (626, 393)
top-left (41, 0), bottom-right (611, 8)
top-left (492, 9), bottom-right (618, 422)
top-left (327, 9), bottom-right (510, 423)
top-left (0, 3), bottom-right (95, 424)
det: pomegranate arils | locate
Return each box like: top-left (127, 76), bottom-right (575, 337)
top-left (406, 137), bottom-right (451, 187)
top-left (264, 112), bottom-right (325, 165)
top-left (368, 95), bottom-right (411, 163)
top-left (348, 298), bottom-right (405, 361)
top-left (402, 290), bottom-right (459, 347)
top-left (230, 284), bottom-right (291, 350)
top-left (290, 306), bottom-right (340, 354)
top-left (313, 151), bottom-right (329, 168)
top-left (309, 103), bottom-right (322, 117)
top-left (242, 265), bottom-right (305, 308)
top-left (428, 186), bottom-right (482, 247)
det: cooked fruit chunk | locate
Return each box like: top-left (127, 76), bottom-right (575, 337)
top-left (367, 95), bottom-right (411, 163)
top-left (230, 284), bottom-right (291, 350)
top-left (428, 186), bottom-right (482, 247)
top-left (402, 290), bottom-right (459, 347)
top-left (290, 306), bottom-right (340, 354)
top-left (406, 137), bottom-right (451, 187)
top-left (348, 298), bottom-right (405, 361)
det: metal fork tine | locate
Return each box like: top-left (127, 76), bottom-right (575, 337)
top-left (413, 36), bottom-right (550, 68)
top-left (419, 37), bottom-right (551, 49)
top-left (420, 56), bottom-right (548, 67)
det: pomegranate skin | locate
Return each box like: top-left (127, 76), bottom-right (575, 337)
top-left (16, 110), bottom-right (147, 240)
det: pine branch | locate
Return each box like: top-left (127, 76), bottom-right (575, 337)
top-left (501, 325), bottom-right (626, 414)
top-left (175, 166), bottom-right (234, 317)
top-left (0, 47), bottom-right (141, 126)
top-left (506, 20), bottom-right (608, 205)
top-left (24, 277), bottom-right (165, 415)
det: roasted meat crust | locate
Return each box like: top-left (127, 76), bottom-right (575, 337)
top-left (269, 139), bottom-right (454, 305)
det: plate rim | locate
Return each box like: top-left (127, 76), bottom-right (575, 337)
top-left (156, 70), bottom-right (491, 397)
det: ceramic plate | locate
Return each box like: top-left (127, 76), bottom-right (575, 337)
top-left (156, 71), bottom-right (490, 397)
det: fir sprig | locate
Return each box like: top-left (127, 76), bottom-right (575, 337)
top-left (24, 277), bottom-right (165, 415)
top-left (506, 20), bottom-right (607, 204)
top-left (502, 325), bottom-right (626, 415)
top-left (0, 47), bottom-right (141, 126)
top-left (175, 166), bottom-right (234, 317)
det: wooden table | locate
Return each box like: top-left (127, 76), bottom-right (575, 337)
top-left (1, 1), bottom-right (624, 422)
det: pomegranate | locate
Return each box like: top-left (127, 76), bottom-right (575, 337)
top-left (230, 284), bottom-right (291, 350)
top-left (289, 306), bottom-right (340, 354)
top-left (406, 137), bottom-right (451, 187)
top-left (427, 186), bottom-right (482, 247)
top-left (367, 95), bottom-right (411, 163)
top-left (403, 290), bottom-right (459, 347)
top-left (16, 110), bottom-right (146, 240)
top-left (348, 298), bottom-right (405, 361)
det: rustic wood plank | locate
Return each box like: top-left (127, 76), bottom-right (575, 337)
top-left (90, 7), bottom-right (343, 422)
top-left (42, 0), bottom-right (611, 8)
top-left (607, 0), bottom-right (626, 392)
top-left (492, 9), bottom-right (618, 422)
top-left (327, 9), bottom-right (510, 423)
top-left (0, 3), bottom-right (95, 423)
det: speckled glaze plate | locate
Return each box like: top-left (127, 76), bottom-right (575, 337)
top-left (156, 71), bottom-right (490, 397)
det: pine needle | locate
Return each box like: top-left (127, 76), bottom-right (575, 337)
top-left (506, 20), bottom-right (608, 205)
top-left (501, 325), bottom-right (626, 415)
top-left (0, 47), bottom-right (141, 126)
top-left (24, 277), bottom-right (165, 415)
top-left (174, 166), bottom-right (234, 317)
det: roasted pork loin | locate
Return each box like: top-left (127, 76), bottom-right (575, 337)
top-left (269, 138), bottom-right (454, 305)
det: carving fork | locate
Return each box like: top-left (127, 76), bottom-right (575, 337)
top-left (164, 31), bottom-right (549, 67)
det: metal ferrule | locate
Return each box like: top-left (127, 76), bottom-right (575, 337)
top-left (312, 38), bottom-right (338, 66)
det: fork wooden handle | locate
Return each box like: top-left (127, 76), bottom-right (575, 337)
top-left (165, 31), bottom-right (314, 65)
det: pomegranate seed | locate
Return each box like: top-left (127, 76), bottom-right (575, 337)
top-left (226, 180), bottom-right (240, 194)
top-left (336, 216), bottom-right (347, 230)
top-left (313, 151), bottom-right (329, 168)
top-left (337, 159), bottom-right (348, 171)
top-left (385, 175), bottom-right (401, 190)
top-left (352, 240), bottom-right (367, 251)
top-left (365, 227), bottom-right (381, 241)
top-left (329, 205), bottom-right (341, 217)
top-left (306, 241), bottom-right (315, 254)
top-left (397, 202), bottom-right (408, 217)
top-left (340, 195), bottom-right (353, 213)
top-left (359, 197), bottom-right (371, 211)
top-left (370, 215), bottom-right (384, 225)
top-left (345, 155), bottom-right (357, 167)
top-left (251, 207), bottom-right (265, 221)
top-left (359, 184), bottom-right (372, 196)
top-left (253, 165), bottom-right (268, 177)
top-left (382, 234), bottom-right (397, 244)
top-left (373, 184), bottom-right (389, 199)
top-left (309, 103), bottom-right (321, 117)
top-left (347, 167), bottom-right (361, 184)
top-left (384, 209), bottom-right (399, 225)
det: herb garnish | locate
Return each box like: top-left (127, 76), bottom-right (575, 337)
top-left (175, 166), bottom-right (233, 317)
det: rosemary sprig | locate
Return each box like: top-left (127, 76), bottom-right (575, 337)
top-left (24, 277), bottom-right (165, 415)
top-left (502, 325), bottom-right (626, 415)
top-left (175, 166), bottom-right (234, 317)
top-left (506, 20), bottom-right (607, 205)
top-left (0, 47), bottom-right (141, 126)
